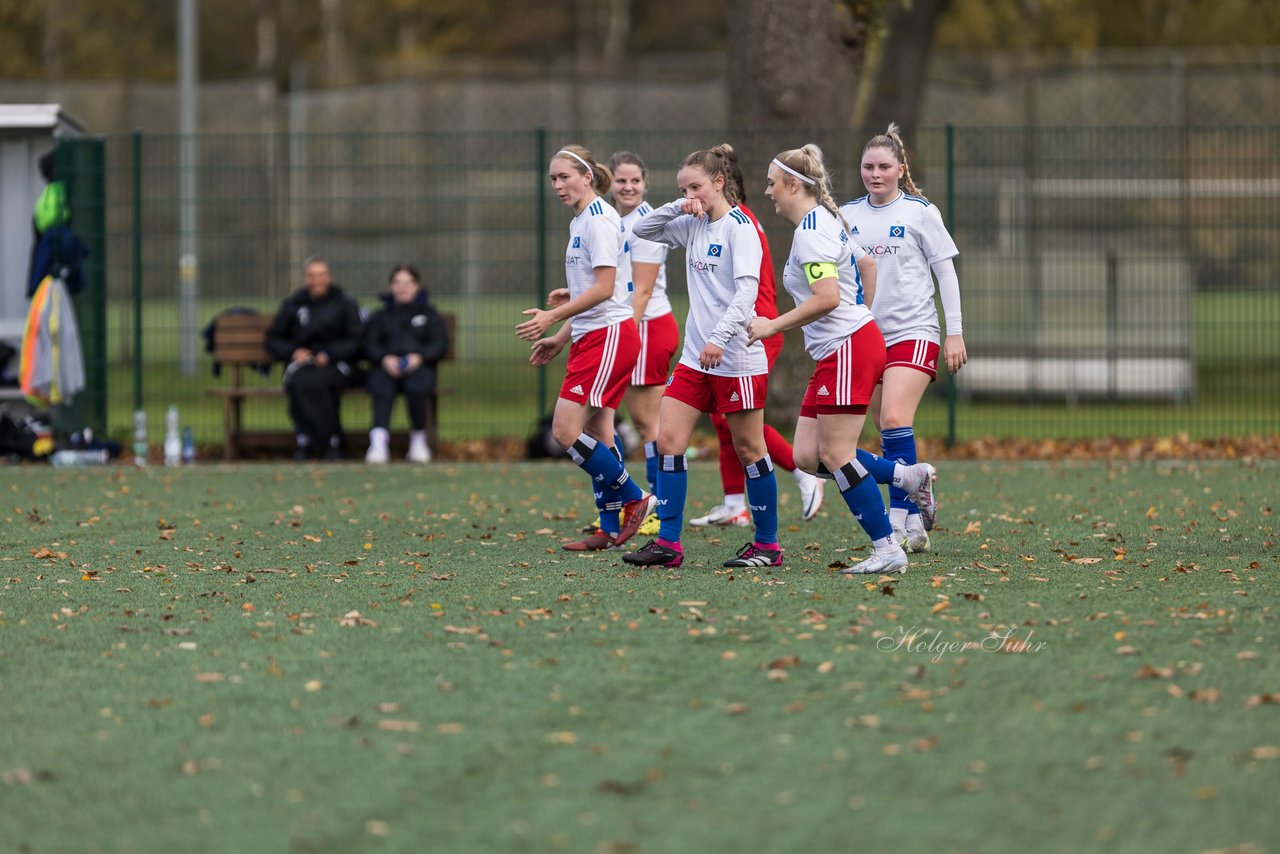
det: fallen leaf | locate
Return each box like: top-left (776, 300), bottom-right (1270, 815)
top-left (377, 719), bottom-right (422, 733)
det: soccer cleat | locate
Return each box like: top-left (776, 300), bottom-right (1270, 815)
top-left (365, 442), bottom-right (389, 464)
top-left (689, 503), bottom-right (751, 527)
top-left (622, 539), bottom-right (684, 568)
top-left (407, 438), bottom-right (431, 464)
top-left (722, 542), bottom-right (784, 568)
top-left (794, 468), bottom-right (824, 521)
top-left (615, 494), bottom-right (657, 547)
top-left (904, 463), bottom-right (938, 531)
top-left (903, 523), bottom-right (930, 553)
top-left (562, 529), bottom-right (617, 551)
top-left (638, 512), bottom-right (661, 536)
top-left (840, 546), bottom-right (909, 575)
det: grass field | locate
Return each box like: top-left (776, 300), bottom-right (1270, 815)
top-left (1, 459), bottom-right (1277, 853)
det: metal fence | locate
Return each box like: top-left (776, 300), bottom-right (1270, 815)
top-left (50, 125), bottom-right (1280, 452)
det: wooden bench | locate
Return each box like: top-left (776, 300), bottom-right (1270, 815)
top-left (207, 311), bottom-right (455, 460)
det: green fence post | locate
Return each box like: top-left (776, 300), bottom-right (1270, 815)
top-left (132, 130), bottom-right (144, 413)
top-left (945, 123), bottom-right (957, 449)
top-left (57, 137), bottom-right (108, 436)
top-left (535, 126), bottom-right (548, 420)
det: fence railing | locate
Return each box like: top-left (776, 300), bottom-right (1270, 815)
top-left (42, 125), bottom-right (1280, 451)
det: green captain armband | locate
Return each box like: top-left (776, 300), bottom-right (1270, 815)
top-left (804, 262), bottom-right (838, 285)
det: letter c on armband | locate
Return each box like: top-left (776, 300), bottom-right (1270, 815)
top-left (805, 262), bottom-right (838, 285)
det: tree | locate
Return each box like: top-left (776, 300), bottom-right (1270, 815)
top-left (726, 0), bottom-right (881, 420)
top-left (862, 0), bottom-right (951, 139)
top-left (727, 0), bottom-right (877, 131)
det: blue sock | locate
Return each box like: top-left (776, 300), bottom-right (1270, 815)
top-left (833, 458), bottom-right (894, 541)
top-left (881, 426), bottom-right (917, 518)
top-left (656, 454), bottom-right (687, 543)
top-left (568, 434), bottom-right (643, 504)
top-left (855, 448), bottom-right (896, 484)
top-left (744, 456), bottom-right (779, 546)
top-left (644, 441), bottom-right (658, 494)
top-left (595, 486), bottom-right (622, 535)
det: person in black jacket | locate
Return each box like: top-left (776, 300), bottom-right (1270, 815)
top-left (265, 256), bottom-right (364, 460)
top-left (362, 264), bottom-right (449, 463)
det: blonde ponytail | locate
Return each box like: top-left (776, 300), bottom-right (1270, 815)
top-left (773, 143), bottom-right (853, 234)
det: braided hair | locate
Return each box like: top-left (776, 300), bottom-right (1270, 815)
top-left (862, 122), bottom-right (925, 201)
top-left (772, 143), bottom-right (852, 234)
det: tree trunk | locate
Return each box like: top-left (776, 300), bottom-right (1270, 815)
top-left (728, 0), bottom-right (878, 423)
top-left (728, 0), bottom-right (872, 131)
top-left (862, 0), bottom-right (951, 138)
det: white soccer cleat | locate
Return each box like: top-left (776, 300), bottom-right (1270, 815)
top-left (689, 503), bottom-right (751, 527)
top-left (365, 442), bottom-right (389, 464)
top-left (793, 468), bottom-right (824, 521)
top-left (904, 463), bottom-right (938, 531)
top-left (840, 545), bottom-right (909, 575)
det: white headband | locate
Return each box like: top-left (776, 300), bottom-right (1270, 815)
top-left (556, 150), bottom-right (594, 181)
top-left (771, 158), bottom-right (817, 186)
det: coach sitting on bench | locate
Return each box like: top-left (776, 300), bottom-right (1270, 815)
top-left (265, 256), bottom-right (364, 461)
top-left (362, 264), bottom-right (450, 464)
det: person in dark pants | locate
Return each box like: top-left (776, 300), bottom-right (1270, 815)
top-left (265, 256), bottom-right (364, 460)
top-left (362, 264), bottom-right (450, 463)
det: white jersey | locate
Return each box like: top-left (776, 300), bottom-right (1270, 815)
top-left (565, 197), bottom-right (634, 341)
top-left (620, 202), bottom-right (672, 322)
top-left (782, 205), bottom-right (876, 361)
top-left (840, 192), bottom-right (959, 347)
top-left (634, 201), bottom-right (767, 377)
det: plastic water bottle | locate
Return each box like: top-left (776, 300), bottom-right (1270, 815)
top-left (164, 405), bottom-right (182, 466)
top-left (182, 427), bottom-right (196, 464)
top-left (132, 409), bottom-right (148, 467)
top-left (51, 449), bottom-right (109, 467)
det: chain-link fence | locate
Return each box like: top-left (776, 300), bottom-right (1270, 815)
top-left (47, 124), bottom-right (1279, 453)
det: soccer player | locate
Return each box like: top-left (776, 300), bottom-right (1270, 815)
top-left (610, 151), bottom-right (677, 496)
top-left (749, 144), bottom-right (937, 575)
top-left (691, 157), bottom-right (826, 528)
top-left (841, 124), bottom-right (965, 553)
top-left (622, 145), bottom-right (780, 570)
top-left (517, 145), bottom-right (655, 551)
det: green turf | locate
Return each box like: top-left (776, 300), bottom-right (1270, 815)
top-left (1, 460), bottom-right (1277, 853)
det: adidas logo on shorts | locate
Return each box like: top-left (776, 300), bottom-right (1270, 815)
top-left (817, 385), bottom-right (830, 396)
top-left (928, 359), bottom-right (936, 368)
top-left (729, 391), bottom-right (740, 402)
top-left (570, 384), bottom-right (584, 395)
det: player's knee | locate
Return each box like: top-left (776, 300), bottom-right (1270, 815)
top-left (551, 423), bottom-right (581, 450)
top-left (793, 448), bottom-right (819, 475)
top-left (879, 410), bottom-right (913, 431)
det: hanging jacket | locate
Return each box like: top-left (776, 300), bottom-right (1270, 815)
top-left (20, 276), bottom-right (85, 406)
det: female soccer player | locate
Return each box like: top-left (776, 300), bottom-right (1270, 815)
top-left (749, 144), bottom-right (936, 575)
top-left (622, 145), bottom-right (780, 570)
top-left (517, 145), bottom-right (655, 551)
top-left (691, 156), bottom-right (826, 528)
top-left (610, 150), bottom-right (677, 494)
top-left (841, 124), bottom-right (965, 553)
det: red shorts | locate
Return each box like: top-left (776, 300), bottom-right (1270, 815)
top-left (800, 323), bottom-right (885, 417)
top-left (631, 313), bottom-right (679, 386)
top-left (559, 322), bottom-right (641, 410)
top-left (664, 363), bottom-right (768, 415)
top-left (764, 330), bottom-right (783, 370)
top-left (883, 339), bottom-right (940, 382)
